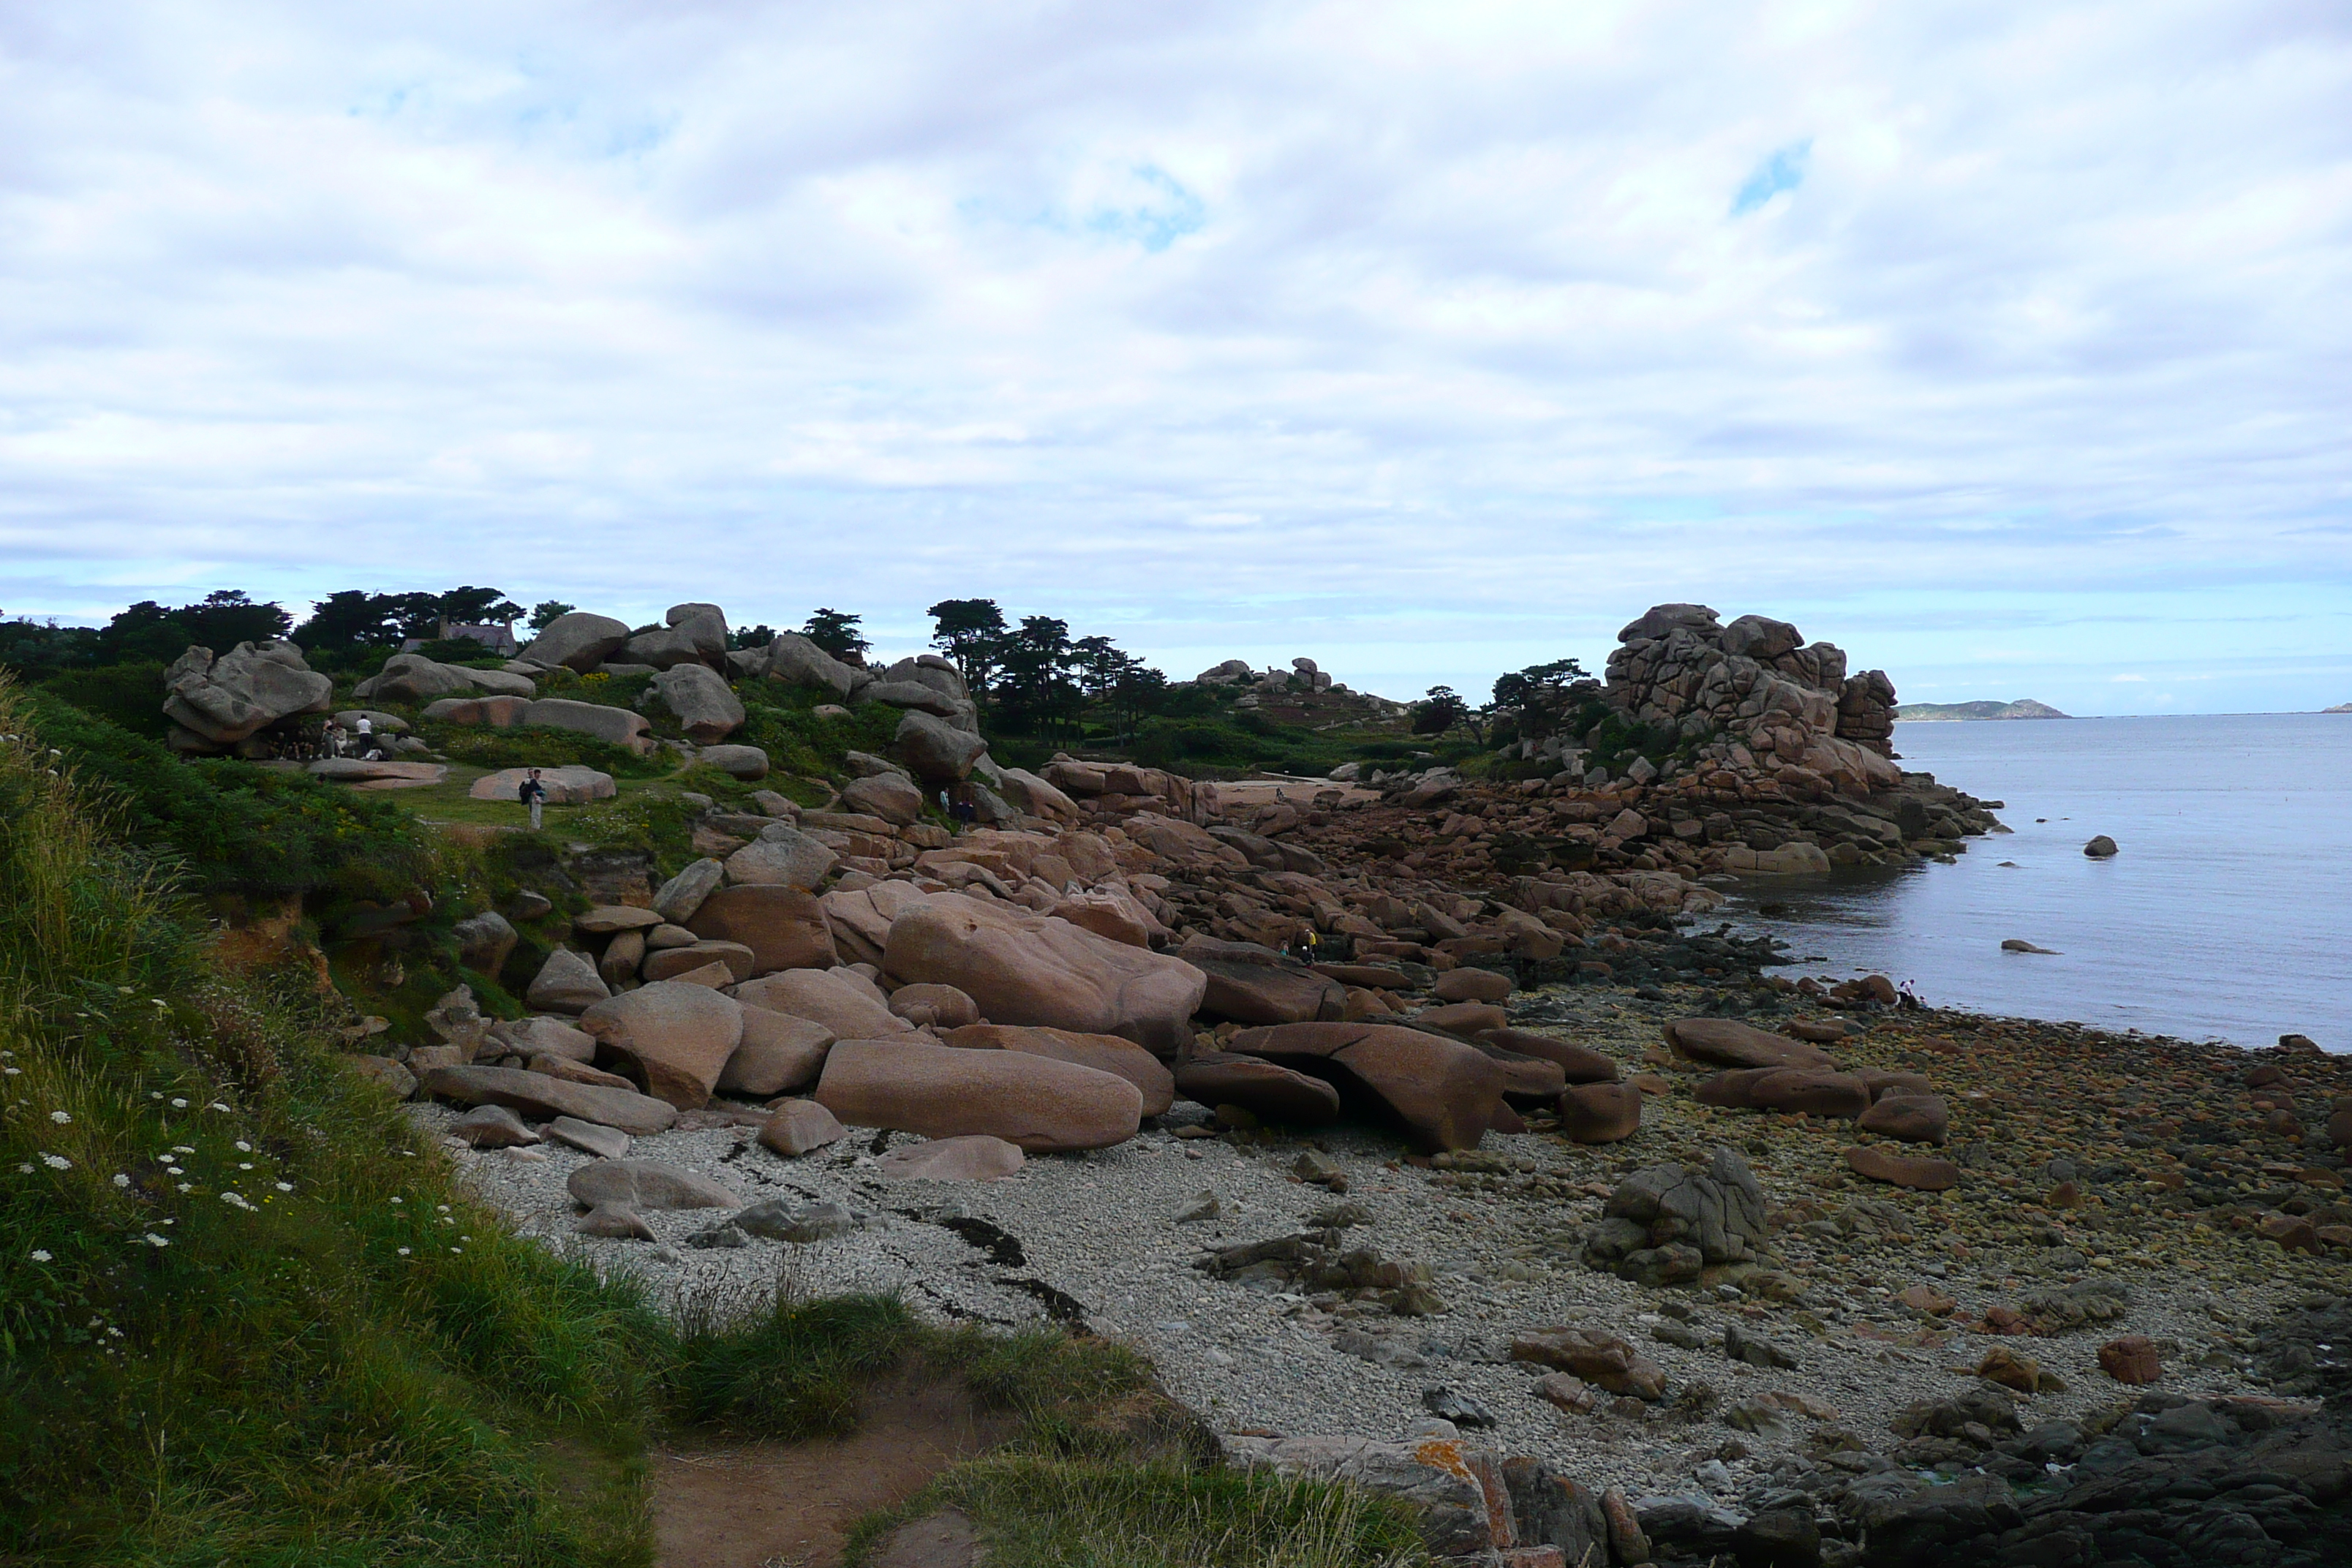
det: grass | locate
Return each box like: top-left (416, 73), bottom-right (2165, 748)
top-left (675, 1284), bottom-right (1431, 1568)
top-left (0, 674), bottom-right (664, 1567)
top-left (851, 1459), bottom-right (1430, 1568)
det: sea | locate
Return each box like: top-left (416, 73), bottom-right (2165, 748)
top-left (1712, 713), bottom-right (2352, 1053)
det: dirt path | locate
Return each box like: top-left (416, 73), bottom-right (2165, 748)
top-left (651, 1379), bottom-right (1015, 1568)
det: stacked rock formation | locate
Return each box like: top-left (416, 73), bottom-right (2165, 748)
top-left (1598, 603), bottom-right (1902, 797)
top-left (162, 640), bottom-right (336, 755)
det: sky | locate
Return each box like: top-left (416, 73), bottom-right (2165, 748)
top-left (2, 1), bottom-right (2348, 715)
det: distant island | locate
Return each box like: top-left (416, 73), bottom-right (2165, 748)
top-left (2326, 702), bottom-right (2352, 714)
top-left (1895, 698), bottom-right (2070, 721)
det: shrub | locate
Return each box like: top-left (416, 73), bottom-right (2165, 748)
top-left (423, 723), bottom-right (670, 780)
top-left (26, 690), bottom-right (435, 902)
top-left (38, 663), bottom-right (170, 740)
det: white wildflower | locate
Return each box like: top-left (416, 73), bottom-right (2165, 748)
top-left (49, 1110), bottom-right (69, 1123)
top-left (208, 1101), bottom-right (229, 1111)
top-left (29, 1248), bottom-right (51, 1262)
top-left (237, 1162), bottom-right (253, 1171)
top-left (170, 1097), bottom-right (188, 1109)
top-left (176, 1183), bottom-right (192, 1194)
top-left (396, 1246), bottom-right (411, 1256)
top-left (274, 1182), bottom-right (293, 1192)
top-left (3, 1067), bottom-right (20, 1076)
top-left (112, 1174), bottom-right (129, 1188)
top-left (388, 1196), bottom-right (402, 1205)
top-left (41, 1154), bottom-right (70, 1171)
top-left (143, 1233), bottom-right (168, 1248)
top-left (234, 1141), bottom-right (252, 1153)
top-left (15, 1164), bottom-right (31, 1175)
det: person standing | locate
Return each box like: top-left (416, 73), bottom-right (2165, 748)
top-left (353, 715), bottom-right (374, 758)
top-left (518, 768), bottom-right (547, 830)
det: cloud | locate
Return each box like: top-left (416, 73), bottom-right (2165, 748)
top-left (0, 1), bottom-right (2348, 715)
top-left (1731, 139), bottom-right (1811, 215)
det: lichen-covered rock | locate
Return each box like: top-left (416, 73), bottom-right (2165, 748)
top-left (1584, 1146), bottom-right (1770, 1281)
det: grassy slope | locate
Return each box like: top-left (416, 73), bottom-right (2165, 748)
top-left (2, 674), bottom-right (1430, 1567)
top-left (0, 678), bottom-right (663, 1567)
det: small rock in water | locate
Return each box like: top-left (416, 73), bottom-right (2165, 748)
top-left (2083, 834), bottom-right (2119, 858)
top-left (2001, 938), bottom-right (2059, 954)
top-left (1421, 1385), bottom-right (1498, 1429)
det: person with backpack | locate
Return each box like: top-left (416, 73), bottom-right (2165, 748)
top-left (518, 769), bottom-right (547, 830)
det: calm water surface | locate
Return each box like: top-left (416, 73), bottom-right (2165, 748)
top-left (1716, 714), bottom-right (2352, 1051)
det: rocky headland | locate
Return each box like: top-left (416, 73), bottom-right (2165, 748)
top-left (1893, 700), bottom-right (2070, 722)
top-left (157, 601), bottom-right (2352, 1566)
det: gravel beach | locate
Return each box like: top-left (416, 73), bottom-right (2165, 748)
top-left (437, 981), bottom-right (2351, 1499)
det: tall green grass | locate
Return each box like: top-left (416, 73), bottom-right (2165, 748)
top-left (0, 676), bottom-right (663, 1567)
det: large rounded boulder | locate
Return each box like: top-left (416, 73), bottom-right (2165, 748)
top-left (577, 981), bottom-right (746, 1110)
top-left (1226, 1022), bottom-right (1507, 1153)
top-left (882, 898), bottom-right (1205, 1058)
top-left (814, 1039), bottom-right (1142, 1151)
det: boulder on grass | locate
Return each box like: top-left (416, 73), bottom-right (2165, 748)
top-left (895, 710), bottom-right (987, 785)
top-left (163, 640), bottom-right (335, 747)
top-left (469, 765), bottom-right (616, 805)
top-left (883, 898), bottom-right (1205, 1057)
top-left (577, 981), bottom-right (746, 1110)
top-left (697, 745), bottom-right (769, 780)
top-left (521, 698), bottom-right (655, 755)
top-left (648, 663), bottom-right (744, 743)
top-left (519, 611), bottom-right (631, 672)
top-left (814, 1039), bottom-right (1142, 1152)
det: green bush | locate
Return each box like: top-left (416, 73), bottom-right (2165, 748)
top-left (26, 691), bottom-right (435, 902)
top-left (423, 723), bottom-right (670, 780)
top-left (38, 663), bottom-right (170, 740)
top-left (734, 696), bottom-right (902, 782)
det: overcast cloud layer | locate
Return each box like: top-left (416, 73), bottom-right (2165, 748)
top-left (2, 0), bottom-right (2348, 712)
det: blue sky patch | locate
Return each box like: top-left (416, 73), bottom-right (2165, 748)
top-left (1732, 139), bottom-right (1812, 215)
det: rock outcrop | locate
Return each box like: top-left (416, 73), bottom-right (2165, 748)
top-left (1597, 603), bottom-right (1902, 796)
top-left (162, 641), bottom-right (335, 753)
